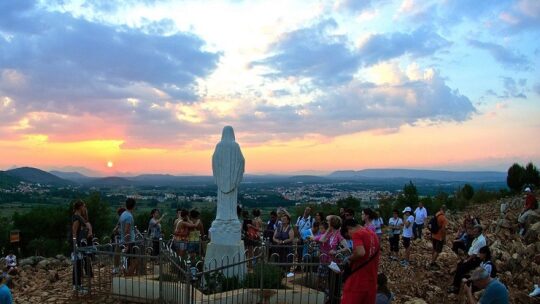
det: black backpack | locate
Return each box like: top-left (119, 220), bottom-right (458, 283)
top-left (428, 214), bottom-right (442, 234)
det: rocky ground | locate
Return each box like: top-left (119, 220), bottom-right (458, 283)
top-left (382, 192), bottom-right (540, 304)
top-left (3, 192), bottom-right (540, 304)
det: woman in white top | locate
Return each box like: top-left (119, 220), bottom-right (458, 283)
top-left (401, 207), bottom-right (415, 266)
top-left (388, 209), bottom-right (403, 261)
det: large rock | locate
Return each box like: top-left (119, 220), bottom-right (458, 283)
top-left (525, 210), bottom-right (540, 227)
top-left (19, 257), bottom-right (35, 267)
top-left (404, 299), bottom-right (428, 304)
top-left (524, 221), bottom-right (540, 244)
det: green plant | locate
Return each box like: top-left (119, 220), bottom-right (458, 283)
top-left (507, 163), bottom-right (525, 192)
top-left (244, 263), bottom-right (283, 289)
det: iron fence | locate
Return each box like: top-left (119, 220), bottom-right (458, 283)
top-left (74, 237), bottom-right (344, 304)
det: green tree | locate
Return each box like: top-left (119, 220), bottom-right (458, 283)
top-left (507, 163), bottom-right (525, 192)
top-left (0, 216), bottom-right (13, 255)
top-left (377, 195), bottom-right (395, 222)
top-left (81, 192), bottom-right (114, 238)
top-left (12, 206), bottom-right (69, 256)
top-left (433, 191), bottom-right (449, 207)
top-left (336, 196), bottom-right (361, 211)
top-left (396, 181), bottom-right (419, 210)
top-left (523, 162), bottom-right (540, 187)
top-left (459, 184), bottom-right (475, 201)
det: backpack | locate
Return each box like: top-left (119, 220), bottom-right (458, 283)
top-left (428, 214), bottom-right (442, 234)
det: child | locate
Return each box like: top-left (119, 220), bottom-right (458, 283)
top-left (478, 246), bottom-right (496, 278)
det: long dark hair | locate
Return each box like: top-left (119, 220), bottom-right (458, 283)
top-left (73, 200), bottom-right (84, 213)
top-left (479, 246), bottom-right (492, 261)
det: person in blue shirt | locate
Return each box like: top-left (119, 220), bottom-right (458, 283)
top-left (0, 273), bottom-right (13, 304)
top-left (464, 267), bottom-right (509, 304)
top-left (120, 198), bottom-right (137, 275)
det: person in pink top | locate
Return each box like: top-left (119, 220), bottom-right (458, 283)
top-left (314, 215), bottom-right (350, 300)
top-left (362, 208), bottom-right (377, 233)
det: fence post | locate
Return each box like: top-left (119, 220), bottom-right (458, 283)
top-left (259, 242), bottom-right (265, 304)
top-left (159, 239), bottom-right (163, 303)
top-left (184, 263), bottom-right (191, 304)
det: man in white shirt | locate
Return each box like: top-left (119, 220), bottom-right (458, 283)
top-left (5, 252), bottom-right (17, 275)
top-left (449, 224), bottom-right (486, 294)
top-left (413, 202), bottom-right (428, 239)
top-left (401, 207), bottom-right (414, 267)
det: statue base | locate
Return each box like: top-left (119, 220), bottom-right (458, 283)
top-left (203, 241), bottom-right (246, 280)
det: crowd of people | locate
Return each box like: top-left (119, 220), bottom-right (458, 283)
top-left (59, 186), bottom-right (540, 303)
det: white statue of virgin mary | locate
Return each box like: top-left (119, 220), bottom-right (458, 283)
top-left (205, 126), bottom-right (246, 277)
top-left (212, 126), bottom-right (245, 221)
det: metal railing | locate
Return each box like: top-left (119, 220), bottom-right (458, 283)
top-left (74, 236), bottom-right (344, 304)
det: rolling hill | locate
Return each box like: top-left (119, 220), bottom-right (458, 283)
top-left (5, 167), bottom-right (75, 186)
top-left (0, 171), bottom-right (21, 187)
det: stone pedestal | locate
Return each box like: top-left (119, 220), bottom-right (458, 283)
top-left (204, 219), bottom-right (246, 279)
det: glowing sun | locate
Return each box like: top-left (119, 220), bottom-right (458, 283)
top-left (107, 161), bottom-right (114, 168)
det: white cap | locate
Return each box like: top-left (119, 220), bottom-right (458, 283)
top-left (524, 187), bottom-right (531, 193)
top-left (403, 207), bottom-right (412, 213)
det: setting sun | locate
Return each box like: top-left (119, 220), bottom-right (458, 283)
top-left (107, 161), bottom-right (114, 168)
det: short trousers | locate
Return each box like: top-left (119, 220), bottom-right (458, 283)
top-left (187, 242), bottom-right (200, 253)
top-left (174, 240), bottom-right (188, 251)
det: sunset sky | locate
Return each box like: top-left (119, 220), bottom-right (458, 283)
top-left (0, 0), bottom-right (539, 176)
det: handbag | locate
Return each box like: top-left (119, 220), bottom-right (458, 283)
top-left (341, 247), bottom-right (380, 283)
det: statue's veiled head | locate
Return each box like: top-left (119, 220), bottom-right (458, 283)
top-left (221, 126), bottom-right (235, 142)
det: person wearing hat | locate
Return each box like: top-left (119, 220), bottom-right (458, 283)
top-left (518, 187), bottom-right (538, 236)
top-left (0, 273), bottom-right (13, 304)
top-left (448, 224), bottom-right (486, 294)
top-left (463, 267), bottom-right (508, 304)
top-left (401, 207), bottom-right (414, 267)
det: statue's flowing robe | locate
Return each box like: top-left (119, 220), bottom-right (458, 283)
top-left (212, 126), bottom-right (245, 221)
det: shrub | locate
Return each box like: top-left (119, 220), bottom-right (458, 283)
top-left (244, 263), bottom-right (283, 289)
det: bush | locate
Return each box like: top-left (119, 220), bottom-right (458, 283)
top-left (471, 189), bottom-right (500, 205)
top-left (507, 163), bottom-right (525, 192)
top-left (244, 263), bottom-right (283, 289)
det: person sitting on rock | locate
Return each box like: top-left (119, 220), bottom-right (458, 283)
top-left (376, 273), bottom-right (393, 304)
top-left (518, 187), bottom-right (538, 236)
top-left (463, 267), bottom-right (508, 304)
top-left (448, 224), bottom-right (486, 294)
top-left (452, 216), bottom-right (475, 256)
top-left (5, 252), bottom-right (17, 276)
top-left (478, 246), bottom-right (497, 278)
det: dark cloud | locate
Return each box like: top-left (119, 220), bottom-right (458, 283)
top-left (399, 0), bottom-right (513, 28)
top-left (358, 27), bottom-right (451, 66)
top-left (0, 4), bottom-right (220, 118)
top-left (499, 0), bottom-right (540, 33)
top-left (534, 83), bottom-right (540, 95)
top-left (468, 40), bottom-right (530, 70)
top-left (501, 77), bottom-right (527, 99)
top-left (0, 0), bottom-right (42, 33)
top-left (255, 20), bottom-right (449, 85)
top-left (254, 19), bottom-right (360, 86)
top-left (336, 0), bottom-right (384, 14)
top-left (233, 71), bottom-right (476, 138)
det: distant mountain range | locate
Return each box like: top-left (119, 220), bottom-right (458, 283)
top-left (328, 169), bottom-right (506, 183)
top-left (0, 166), bottom-right (507, 188)
top-left (5, 167), bottom-right (76, 186)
